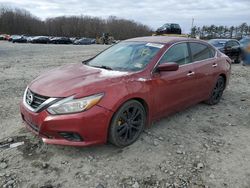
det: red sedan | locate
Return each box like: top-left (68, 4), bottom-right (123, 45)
top-left (20, 36), bottom-right (231, 147)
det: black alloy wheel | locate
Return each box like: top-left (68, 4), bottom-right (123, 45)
top-left (205, 76), bottom-right (225, 105)
top-left (109, 100), bottom-right (146, 147)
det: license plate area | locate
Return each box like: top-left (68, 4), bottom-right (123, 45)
top-left (21, 111), bottom-right (40, 133)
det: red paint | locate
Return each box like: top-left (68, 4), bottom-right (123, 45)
top-left (20, 36), bottom-right (231, 146)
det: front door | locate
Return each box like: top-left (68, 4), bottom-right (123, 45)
top-left (150, 42), bottom-right (197, 119)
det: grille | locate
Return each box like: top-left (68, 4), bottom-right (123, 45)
top-left (26, 89), bottom-right (49, 109)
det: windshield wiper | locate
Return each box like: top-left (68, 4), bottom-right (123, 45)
top-left (92, 65), bottom-right (113, 70)
top-left (82, 57), bottom-right (94, 64)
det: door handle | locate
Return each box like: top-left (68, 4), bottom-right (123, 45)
top-left (187, 71), bottom-right (195, 76)
top-left (212, 63), bottom-right (218, 67)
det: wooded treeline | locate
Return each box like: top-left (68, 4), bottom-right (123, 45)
top-left (191, 23), bottom-right (250, 39)
top-left (0, 7), bottom-right (152, 39)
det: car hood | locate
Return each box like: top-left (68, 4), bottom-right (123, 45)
top-left (29, 63), bottom-right (131, 98)
top-left (156, 27), bottom-right (165, 32)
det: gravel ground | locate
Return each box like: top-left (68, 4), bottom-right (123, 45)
top-left (0, 41), bottom-right (250, 188)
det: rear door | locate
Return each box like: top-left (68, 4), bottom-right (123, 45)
top-left (188, 42), bottom-right (218, 100)
top-left (151, 42), bottom-right (197, 119)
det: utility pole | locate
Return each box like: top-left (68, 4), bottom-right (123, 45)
top-left (191, 18), bottom-right (194, 30)
top-left (190, 18), bottom-right (195, 36)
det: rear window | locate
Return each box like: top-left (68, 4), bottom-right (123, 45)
top-left (189, 42), bottom-right (215, 62)
top-left (230, 41), bottom-right (239, 47)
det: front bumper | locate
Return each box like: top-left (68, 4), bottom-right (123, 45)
top-left (20, 102), bottom-right (113, 146)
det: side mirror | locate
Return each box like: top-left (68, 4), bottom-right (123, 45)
top-left (157, 62), bottom-right (179, 72)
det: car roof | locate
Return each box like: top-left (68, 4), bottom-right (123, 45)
top-left (124, 36), bottom-right (197, 44)
top-left (210, 39), bottom-right (238, 42)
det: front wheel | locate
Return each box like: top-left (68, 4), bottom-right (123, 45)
top-left (108, 100), bottom-right (146, 147)
top-left (205, 76), bottom-right (225, 105)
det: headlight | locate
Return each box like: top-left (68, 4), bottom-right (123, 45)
top-left (47, 93), bottom-right (104, 115)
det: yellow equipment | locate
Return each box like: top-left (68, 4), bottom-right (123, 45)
top-left (96, 33), bottom-right (114, 45)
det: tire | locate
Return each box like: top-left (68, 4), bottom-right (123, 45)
top-left (205, 76), bottom-right (225, 105)
top-left (234, 54), bottom-right (242, 64)
top-left (108, 100), bottom-right (146, 147)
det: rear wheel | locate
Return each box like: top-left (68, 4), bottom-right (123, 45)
top-left (205, 76), bottom-right (225, 105)
top-left (234, 54), bottom-right (242, 64)
top-left (109, 100), bottom-right (146, 147)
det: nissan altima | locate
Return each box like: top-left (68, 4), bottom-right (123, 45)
top-left (20, 36), bottom-right (231, 147)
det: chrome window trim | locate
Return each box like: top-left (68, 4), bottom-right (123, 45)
top-left (151, 40), bottom-right (217, 74)
top-left (23, 87), bottom-right (58, 113)
top-left (179, 55), bottom-right (217, 67)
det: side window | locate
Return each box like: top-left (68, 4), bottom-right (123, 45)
top-left (226, 41), bottom-right (233, 47)
top-left (189, 42), bottom-right (215, 62)
top-left (231, 41), bottom-right (239, 47)
top-left (159, 43), bottom-right (191, 65)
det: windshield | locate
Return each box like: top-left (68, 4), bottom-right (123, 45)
top-left (163, 24), bottom-right (170, 28)
top-left (87, 42), bottom-right (163, 71)
top-left (209, 40), bottom-right (226, 48)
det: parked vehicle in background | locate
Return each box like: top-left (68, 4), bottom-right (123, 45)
top-left (156, 23), bottom-right (182, 35)
top-left (31, 36), bottom-right (50, 44)
top-left (50, 37), bottom-right (72, 44)
top-left (20, 36), bottom-right (231, 147)
top-left (70, 37), bottom-right (80, 43)
top-left (240, 37), bottom-right (250, 64)
top-left (239, 37), bottom-right (250, 49)
top-left (12, 35), bottom-right (27, 43)
top-left (0, 34), bottom-right (5, 40)
top-left (208, 39), bottom-right (242, 64)
top-left (74, 38), bottom-right (96, 45)
top-left (0, 34), bottom-right (10, 40)
top-left (26, 36), bottom-right (34, 43)
top-left (8, 35), bottom-right (18, 41)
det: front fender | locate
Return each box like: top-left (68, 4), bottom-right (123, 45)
top-left (98, 78), bottom-right (153, 126)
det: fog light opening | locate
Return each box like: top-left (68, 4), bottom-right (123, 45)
top-left (59, 132), bottom-right (83, 142)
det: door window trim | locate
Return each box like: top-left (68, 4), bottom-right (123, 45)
top-left (158, 42), bottom-right (191, 66)
top-left (186, 41), bottom-right (217, 66)
top-left (152, 41), bottom-right (217, 74)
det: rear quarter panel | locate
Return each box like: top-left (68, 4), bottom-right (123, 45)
top-left (216, 52), bottom-right (231, 88)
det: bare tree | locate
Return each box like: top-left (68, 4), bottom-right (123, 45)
top-left (191, 23), bottom-right (250, 39)
top-left (0, 6), bottom-right (152, 39)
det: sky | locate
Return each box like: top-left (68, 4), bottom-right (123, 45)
top-left (0, 0), bottom-right (250, 33)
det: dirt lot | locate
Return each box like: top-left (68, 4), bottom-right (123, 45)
top-left (0, 41), bottom-right (250, 188)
